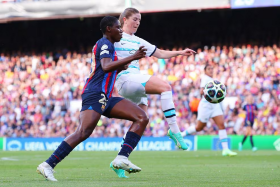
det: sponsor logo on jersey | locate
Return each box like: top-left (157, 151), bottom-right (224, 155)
top-left (101, 44), bottom-right (108, 50)
top-left (129, 49), bottom-right (136, 54)
top-left (100, 50), bottom-right (109, 55)
top-left (100, 44), bottom-right (109, 55)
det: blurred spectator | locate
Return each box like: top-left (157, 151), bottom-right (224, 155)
top-left (0, 44), bottom-right (280, 137)
top-left (189, 95), bottom-right (200, 116)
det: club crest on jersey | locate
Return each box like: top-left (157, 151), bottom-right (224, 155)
top-left (101, 105), bottom-right (105, 111)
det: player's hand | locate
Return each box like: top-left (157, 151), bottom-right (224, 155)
top-left (179, 48), bottom-right (196, 56)
top-left (123, 63), bottom-right (129, 70)
top-left (117, 64), bottom-right (129, 72)
top-left (133, 46), bottom-right (147, 60)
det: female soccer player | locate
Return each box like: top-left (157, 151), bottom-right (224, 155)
top-left (182, 64), bottom-right (237, 156)
top-left (37, 16), bottom-right (148, 181)
top-left (110, 7), bottom-right (195, 178)
top-left (239, 94), bottom-right (258, 151)
top-left (115, 7), bottom-right (195, 147)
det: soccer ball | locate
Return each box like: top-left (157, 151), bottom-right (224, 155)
top-left (203, 80), bottom-right (226, 104)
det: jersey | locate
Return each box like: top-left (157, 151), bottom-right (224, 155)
top-left (243, 104), bottom-right (258, 122)
top-left (197, 74), bottom-right (224, 122)
top-left (200, 74), bottom-right (213, 103)
top-left (114, 32), bottom-right (156, 79)
top-left (82, 37), bottom-right (118, 99)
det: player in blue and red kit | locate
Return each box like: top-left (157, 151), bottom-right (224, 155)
top-left (36, 16), bottom-right (148, 181)
top-left (239, 94), bottom-right (258, 151)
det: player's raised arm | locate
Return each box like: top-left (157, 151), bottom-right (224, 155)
top-left (101, 46), bottom-right (146, 73)
top-left (152, 48), bottom-right (196, 59)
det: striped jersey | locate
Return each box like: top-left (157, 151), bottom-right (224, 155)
top-left (243, 104), bottom-right (258, 121)
top-left (82, 37), bottom-right (118, 98)
top-left (114, 32), bottom-right (156, 79)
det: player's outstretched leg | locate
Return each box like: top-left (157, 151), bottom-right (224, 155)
top-left (213, 115), bottom-right (237, 156)
top-left (145, 76), bottom-right (188, 150)
top-left (109, 99), bottom-right (149, 174)
top-left (37, 110), bottom-right (101, 181)
top-left (182, 124), bottom-right (198, 137)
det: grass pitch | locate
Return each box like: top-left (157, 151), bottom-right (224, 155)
top-left (0, 151), bottom-right (280, 187)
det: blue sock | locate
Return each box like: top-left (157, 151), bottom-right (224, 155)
top-left (46, 141), bottom-right (73, 168)
top-left (118, 131), bottom-right (141, 158)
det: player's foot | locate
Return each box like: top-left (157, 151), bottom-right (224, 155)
top-left (252, 147), bottom-right (258, 152)
top-left (222, 149), bottom-right (237, 156)
top-left (238, 142), bottom-right (242, 151)
top-left (110, 162), bottom-right (129, 178)
top-left (112, 156), bottom-right (141, 174)
top-left (36, 162), bottom-right (57, 181)
top-left (168, 129), bottom-right (188, 150)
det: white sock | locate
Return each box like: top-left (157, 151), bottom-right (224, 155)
top-left (187, 126), bottom-right (197, 134)
top-left (161, 91), bottom-right (180, 134)
top-left (219, 129), bottom-right (228, 150)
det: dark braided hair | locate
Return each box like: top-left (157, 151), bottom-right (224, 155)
top-left (100, 16), bottom-right (118, 34)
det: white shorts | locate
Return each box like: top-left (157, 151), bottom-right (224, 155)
top-left (197, 101), bottom-right (223, 123)
top-left (115, 73), bottom-right (152, 106)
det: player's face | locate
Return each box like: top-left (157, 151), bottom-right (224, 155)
top-left (247, 95), bottom-right (253, 104)
top-left (111, 20), bottom-right (123, 42)
top-left (205, 66), bottom-right (214, 77)
top-left (125, 13), bottom-right (141, 34)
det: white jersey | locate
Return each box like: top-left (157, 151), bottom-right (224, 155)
top-left (200, 74), bottom-right (213, 103)
top-left (197, 74), bottom-right (224, 122)
top-left (114, 32), bottom-right (156, 79)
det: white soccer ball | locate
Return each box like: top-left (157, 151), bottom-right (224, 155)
top-left (203, 80), bottom-right (226, 104)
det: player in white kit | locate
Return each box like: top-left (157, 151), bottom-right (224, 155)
top-left (110, 7), bottom-right (196, 178)
top-left (182, 64), bottom-right (237, 156)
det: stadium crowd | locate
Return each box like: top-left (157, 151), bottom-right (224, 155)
top-left (1, 44), bottom-right (280, 138)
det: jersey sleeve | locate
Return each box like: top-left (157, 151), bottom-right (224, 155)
top-left (254, 104), bottom-right (258, 111)
top-left (137, 37), bottom-right (157, 57)
top-left (242, 105), bottom-right (246, 111)
top-left (99, 40), bottom-right (114, 60)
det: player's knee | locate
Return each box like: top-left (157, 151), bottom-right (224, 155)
top-left (75, 128), bottom-right (92, 141)
top-left (137, 112), bottom-right (149, 126)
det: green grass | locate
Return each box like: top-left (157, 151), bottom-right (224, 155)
top-left (1, 151), bottom-right (280, 187)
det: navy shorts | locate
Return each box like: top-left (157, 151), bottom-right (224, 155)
top-left (81, 92), bottom-right (123, 118)
top-left (244, 120), bottom-right (254, 127)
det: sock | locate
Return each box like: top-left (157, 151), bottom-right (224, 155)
top-left (187, 126), bottom-right (197, 134)
top-left (161, 91), bottom-right (180, 134)
top-left (118, 133), bottom-right (126, 153)
top-left (241, 136), bottom-right (247, 145)
top-left (250, 136), bottom-right (254, 147)
top-left (118, 131), bottom-right (141, 158)
top-left (46, 141), bottom-right (73, 168)
top-left (219, 129), bottom-right (228, 150)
